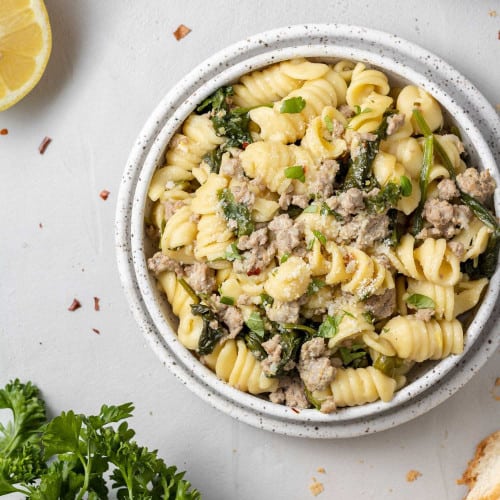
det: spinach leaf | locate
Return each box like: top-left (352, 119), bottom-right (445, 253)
top-left (224, 242), bottom-right (242, 261)
top-left (338, 344), bottom-right (369, 368)
top-left (462, 228), bottom-right (500, 279)
top-left (343, 111), bottom-right (394, 190)
top-left (218, 188), bottom-right (255, 237)
top-left (197, 86), bottom-right (252, 148)
top-left (191, 304), bottom-right (227, 355)
top-left (273, 329), bottom-right (302, 375)
top-left (244, 331), bottom-right (268, 361)
top-left (202, 147), bottom-right (224, 174)
top-left (365, 182), bottom-right (402, 214)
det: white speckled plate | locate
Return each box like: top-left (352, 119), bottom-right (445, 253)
top-left (116, 24), bottom-right (500, 438)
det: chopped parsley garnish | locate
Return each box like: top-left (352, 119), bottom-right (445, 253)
top-left (324, 115), bottom-right (334, 133)
top-left (312, 229), bottom-right (326, 246)
top-left (280, 252), bottom-right (290, 263)
top-left (405, 293), bottom-right (435, 309)
top-left (224, 242), bottom-right (242, 261)
top-left (317, 313), bottom-right (347, 338)
top-left (307, 278), bottom-right (326, 296)
top-left (218, 188), bottom-right (255, 237)
top-left (400, 175), bottom-right (413, 197)
top-left (280, 96), bottom-right (306, 114)
top-left (284, 165), bottom-right (306, 182)
top-left (244, 311), bottom-right (266, 338)
top-left (220, 295), bottom-right (235, 306)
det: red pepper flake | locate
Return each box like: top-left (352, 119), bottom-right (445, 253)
top-left (38, 223), bottom-right (43, 229)
top-left (94, 296), bottom-right (100, 311)
top-left (291, 407), bottom-right (300, 414)
top-left (38, 136), bottom-right (52, 154)
top-left (173, 24), bottom-right (191, 41)
top-left (242, 141), bottom-right (249, 149)
top-left (68, 298), bottom-right (81, 311)
top-left (92, 328), bottom-right (100, 335)
top-left (0, 128), bottom-right (8, 135)
top-left (247, 267), bottom-right (261, 276)
top-left (99, 189), bottom-right (110, 200)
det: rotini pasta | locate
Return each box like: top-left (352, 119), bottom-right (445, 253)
top-left (145, 57), bottom-right (497, 414)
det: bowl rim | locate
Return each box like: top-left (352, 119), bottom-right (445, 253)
top-left (116, 23), bottom-right (500, 438)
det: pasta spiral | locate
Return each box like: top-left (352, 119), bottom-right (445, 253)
top-left (157, 272), bottom-right (203, 350)
top-left (345, 63), bottom-right (390, 106)
top-left (203, 339), bottom-right (279, 394)
top-left (330, 367), bottom-right (397, 406)
top-left (148, 115), bottom-right (224, 199)
top-left (380, 315), bottom-right (463, 362)
top-left (386, 234), bottom-right (461, 287)
top-left (249, 69), bottom-right (347, 143)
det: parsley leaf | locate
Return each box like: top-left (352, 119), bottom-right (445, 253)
top-left (317, 313), bottom-right (346, 338)
top-left (307, 278), bottom-right (326, 296)
top-left (218, 188), bottom-right (255, 237)
top-left (312, 229), bottom-right (326, 246)
top-left (400, 175), bottom-right (412, 197)
top-left (405, 293), bottom-right (435, 309)
top-left (280, 96), bottom-right (306, 114)
top-left (244, 311), bottom-right (265, 338)
top-left (224, 242), bottom-right (242, 261)
top-left (284, 165), bottom-right (305, 182)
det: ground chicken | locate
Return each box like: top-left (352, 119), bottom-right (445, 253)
top-left (422, 199), bottom-right (472, 239)
top-left (221, 306), bottom-right (244, 338)
top-left (163, 199), bottom-right (185, 220)
top-left (265, 300), bottom-right (300, 324)
top-left (237, 227), bottom-right (268, 251)
top-left (386, 113), bottom-right (406, 136)
top-left (456, 168), bottom-right (496, 203)
top-left (184, 262), bottom-right (217, 294)
top-left (231, 181), bottom-right (255, 207)
top-left (437, 178), bottom-right (460, 201)
top-left (232, 243), bottom-right (277, 274)
top-left (338, 213), bottom-right (390, 249)
top-left (147, 252), bottom-right (184, 276)
top-left (268, 214), bottom-right (303, 255)
top-left (415, 308), bottom-right (434, 321)
top-left (337, 188), bottom-right (365, 216)
top-left (298, 338), bottom-right (336, 392)
top-left (364, 288), bottom-right (396, 319)
top-left (219, 156), bottom-right (244, 178)
top-left (269, 376), bottom-right (310, 409)
top-left (261, 334), bottom-right (282, 376)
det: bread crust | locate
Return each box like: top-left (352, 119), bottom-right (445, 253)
top-left (458, 430), bottom-right (500, 500)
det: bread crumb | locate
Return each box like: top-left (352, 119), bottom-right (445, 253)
top-left (496, 104), bottom-right (500, 112)
top-left (492, 377), bottom-right (500, 401)
top-left (317, 467), bottom-right (326, 474)
top-left (406, 470), bottom-right (422, 482)
top-left (309, 477), bottom-right (324, 496)
top-left (173, 24), bottom-right (191, 41)
top-left (489, 9), bottom-right (497, 16)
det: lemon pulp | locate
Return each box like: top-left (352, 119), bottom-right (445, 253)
top-left (0, 0), bottom-right (52, 111)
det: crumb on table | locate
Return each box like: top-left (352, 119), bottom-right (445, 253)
top-left (489, 9), bottom-right (497, 16)
top-left (406, 470), bottom-right (422, 482)
top-left (317, 467), bottom-right (326, 474)
top-left (309, 477), bottom-right (324, 496)
top-left (173, 24), bottom-right (191, 41)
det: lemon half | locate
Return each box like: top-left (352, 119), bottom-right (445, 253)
top-left (0, 0), bottom-right (52, 111)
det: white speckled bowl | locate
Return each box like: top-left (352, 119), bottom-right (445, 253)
top-left (116, 25), bottom-right (500, 438)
